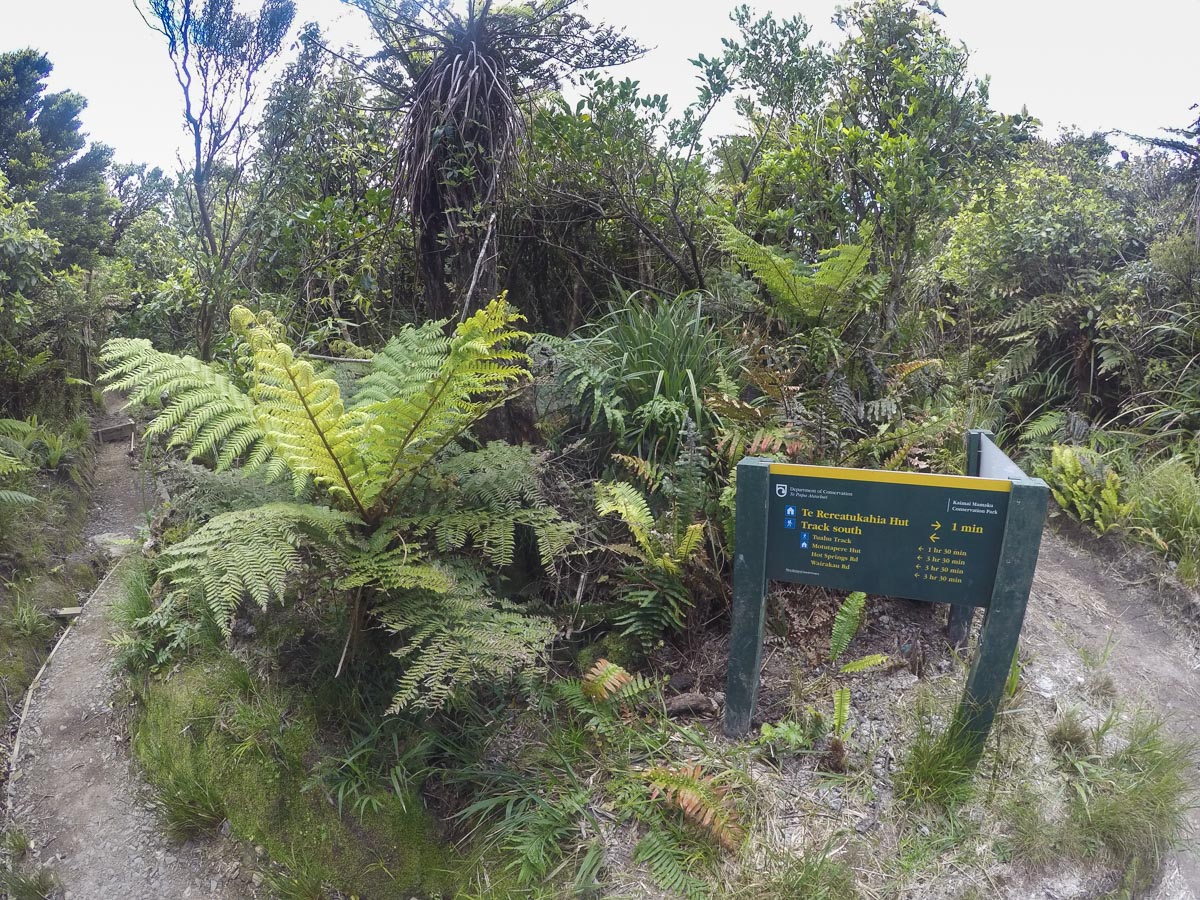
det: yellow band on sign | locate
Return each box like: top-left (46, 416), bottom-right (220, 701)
top-left (767, 463), bottom-right (1012, 493)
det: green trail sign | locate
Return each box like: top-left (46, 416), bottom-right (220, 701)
top-left (766, 465), bottom-right (1010, 606)
top-left (725, 431), bottom-right (1049, 766)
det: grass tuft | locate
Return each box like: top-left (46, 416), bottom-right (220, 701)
top-left (108, 556), bottom-right (156, 673)
top-left (733, 847), bottom-right (859, 899)
top-left (0, 595), bottom-right (55, 646)
top-left (0, 867), bottom-right (59, 900)
top-left (1, 829), bottom-right (31, 863)
top-left (1002, 787), bottom-right (1081, 870)
top-left (1047, 707), bottom-right (1092, 759)
top-left (1067, 715), bottom-right (1194, 868)
top-left (894, 704), bottom-right (977, 808)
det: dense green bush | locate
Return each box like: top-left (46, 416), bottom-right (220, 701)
top-left (1128, 458), bottom-right (1200, 583)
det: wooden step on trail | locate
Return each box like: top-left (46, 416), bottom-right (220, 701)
top-left (95, 420), bottom-right (135, 443)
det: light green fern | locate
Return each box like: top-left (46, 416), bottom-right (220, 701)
top-left (232, 306), bottom-right (374, 514)
top-left (839, 653), bottom-right (890, 674)
top-left (714, 219), bottom-right (885, 322)
top-left (832, 687), bottom-right (852, 739)
top-left (99, 297), bottom-right (561, 712)
top-left (99, 339), bottom-right (287, 483)
top-left (830, 591), bottom-right (867, 663)
top-left (379, 566), bottom-right (555, 713)
top-left (155, 503), bottom-right (356, 635)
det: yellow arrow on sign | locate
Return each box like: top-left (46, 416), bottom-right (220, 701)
top-left (931, 521), bottom-right (942, 530)
top-left (930, 533), bottom-right (940, 543)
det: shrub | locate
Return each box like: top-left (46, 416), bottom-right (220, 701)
top-left (541, 291), bottom-right (741, 464)
top-left (1038, 444), bottom-right (1131, 534)
top-left (1127, 457), bottom-right (1200, 583)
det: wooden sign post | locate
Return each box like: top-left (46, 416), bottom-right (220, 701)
top-left (724, 431), bottom-right (1047, 763)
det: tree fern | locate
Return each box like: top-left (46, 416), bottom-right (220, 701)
top-left (351, 295), bottom-right (531, 506)
top-left (397, 442), bottom-right (576, 568)
top-left (101, 297), bottom-right (557, 714)
top-left (232, 306), bottom-right (373, 516)
top-left (714, 218), bottom-right (883, 323)
top-left (829, 591), bottom-right (867, 663)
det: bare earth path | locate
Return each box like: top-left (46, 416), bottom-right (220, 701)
top-left (1021, 531), bottom-right (1200, 899)
top-left (6, 395), bottom-right (248, 899)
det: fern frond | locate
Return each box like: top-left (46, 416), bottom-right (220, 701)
top-left (0, 489), bottom-right (37, 507)
top-left (156, 502), bottom-right (355, 635)
top-left (645, 764), bottom-right (744, 852)
top-left (612, 453), bottom-right (666, 492)
top-left (676, 522), bottom-right (706, 561)
top-left (714, 219), bottom-right (821, 317)
top-left (353, 296), bottom-right (531, 507)
top-left (714, 219), bottom-right (879, 323)
top-left (616, 579), bottom-right (693, 647)
top-left (231, 306), bottom-right (372, 517)
top-left (840, 653), bottom-right (891, 674)
top-left (379, 565), bottom-right (554, 713)
top-left (633, 826), bottom-right (711, 900)
top-left (830, 591), bottom-right (867, 663)
top-left (0, 445), bottom-right (29, 477)
top-left (582, 658), bottom-right (632, 700)
top-left (832, 687), bottom-right (851, 738)
top-left (0, 418), bottom-right (35, 440)
top-left (98, 338), bottom-right (284, 481)
top-left (336, 546), bottom-right (453, 593)
top-left (595, 481), bottom-right (655, 557)
top-left (888, 358), bottom-right (941, 381)
top-left (399, 443), bottom-right (576, 568)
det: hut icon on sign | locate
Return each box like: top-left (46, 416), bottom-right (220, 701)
top-left (775, 483), bottom-right (788, 498)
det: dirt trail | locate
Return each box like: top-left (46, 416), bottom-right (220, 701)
top-left (1021, 531), bottom-right (1200, 899)
top-left (6, 394), bottom-right (249, 899)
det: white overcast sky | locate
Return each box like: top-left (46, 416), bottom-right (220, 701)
top-left (1, 0), bottom-right (1197, 172)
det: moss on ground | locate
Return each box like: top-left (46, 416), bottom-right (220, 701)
top-left (133, 656), bottom-right (458, 898)
top-left (575, 630), bottom-right (640, 674)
